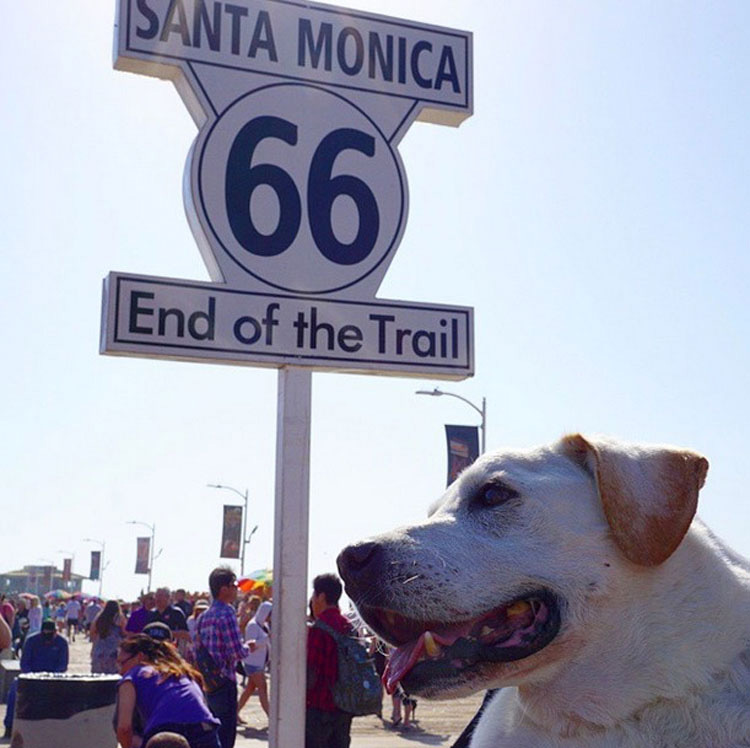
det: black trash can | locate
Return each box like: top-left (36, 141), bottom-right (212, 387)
top-left (12, 672), bottom-right (120, 748)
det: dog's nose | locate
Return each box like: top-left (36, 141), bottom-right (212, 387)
top-left (337, 541), bottom-right (382, 587)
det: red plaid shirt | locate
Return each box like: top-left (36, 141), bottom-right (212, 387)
top-left (306, 607), bottom-right (352, 712)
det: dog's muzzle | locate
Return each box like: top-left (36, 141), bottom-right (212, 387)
top-left (338, 541), bottom-right (563, 696)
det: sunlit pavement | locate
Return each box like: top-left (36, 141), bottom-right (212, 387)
top-left (1, 634), bottom-right (482, 748)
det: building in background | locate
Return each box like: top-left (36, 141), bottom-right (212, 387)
top-left (0, 565), bottom-right (85, 595)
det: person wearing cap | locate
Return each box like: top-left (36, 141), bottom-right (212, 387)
top-left (187, 601), bottom-right (210, 640)
top-left (144, 621), bottom-right (174, 643)
top-left (4, 619), bottom-right (68, 738)
top-left (115, 619), bottom-right (172, 746)
top-left (115, 634), bottom-right (220, 748)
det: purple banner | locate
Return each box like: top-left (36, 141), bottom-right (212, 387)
top-left (90, 551), bottom-right (101, 581)
top-left (221, 505), bottom-right (243, 559)
top-left (445, 424), bottom-right (479, 485)
top-left (62, 558), bottom-right (72, 583)
top-left (135, 537), bottom-right (151, 574)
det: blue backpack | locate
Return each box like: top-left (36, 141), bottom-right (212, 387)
top-left (314, 620), bottom-right (382, 716)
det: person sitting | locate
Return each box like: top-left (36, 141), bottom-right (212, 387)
top-left (4, 619), bottom-right (68, 738)
top-left (115, 634), bottom-right (220, 748)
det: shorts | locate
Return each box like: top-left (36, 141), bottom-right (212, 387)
top-left (243, 663), bottom-right (264, 676)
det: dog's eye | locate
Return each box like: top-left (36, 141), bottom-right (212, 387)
top-left (476, 483), bottom-right (519, 508)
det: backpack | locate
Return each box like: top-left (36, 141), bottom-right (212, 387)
top-left (314, 620), bottom-right (382, 716)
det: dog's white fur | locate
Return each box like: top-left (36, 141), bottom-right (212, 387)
top-left (360, 435), bottom-right (750, 747)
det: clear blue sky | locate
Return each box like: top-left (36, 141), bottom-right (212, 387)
top-left (1, 1), bottom-right (749, 602)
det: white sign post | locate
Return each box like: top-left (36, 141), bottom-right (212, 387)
top-left (105, 1), bottom-right (473, 744)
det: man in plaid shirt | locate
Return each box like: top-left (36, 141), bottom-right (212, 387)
top-left (306, 574), bottom-right (354, 748)
top-left (198, 567), bottom-right (249, 748)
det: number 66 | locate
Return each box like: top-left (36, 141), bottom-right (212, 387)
top-left (225, 115), bottom-right (380, 266)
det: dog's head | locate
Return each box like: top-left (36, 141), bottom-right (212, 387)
top-left (337, 434), bottom-right (708, 699)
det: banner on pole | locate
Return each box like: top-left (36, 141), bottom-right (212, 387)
top-left (90, 551), bottom-right (101, 581)
top-left (62, 558), bottom-right (72, 583)
top-left (221, 505), bottom-right (243, 559)
top-left (135, 537), bottom-right (151, 574)
top-left (445, 424), bottom-right (479, 486)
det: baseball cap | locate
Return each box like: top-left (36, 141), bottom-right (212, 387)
top-left (143, 621), bottom-right (173, 642)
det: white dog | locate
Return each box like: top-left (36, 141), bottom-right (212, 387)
top-left (337, 434), bottom-right (750, 746)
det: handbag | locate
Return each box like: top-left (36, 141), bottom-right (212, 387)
top-left (194, 634), bottom-right (225, 693)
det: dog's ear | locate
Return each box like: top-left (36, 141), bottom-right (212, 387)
top-left (561, 434), bottom-right (709, 566)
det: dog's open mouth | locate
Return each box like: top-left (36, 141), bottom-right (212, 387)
top-left (361, 590), bottom-right (561, 694)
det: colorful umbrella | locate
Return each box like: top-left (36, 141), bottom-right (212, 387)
top-left (44, 589), bottom-right (71, 601)
top-left (238, 568), bottom-right (273, 593)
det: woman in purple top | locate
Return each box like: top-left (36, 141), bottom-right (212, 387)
top-left (115, 634), bottom-right (220, 748)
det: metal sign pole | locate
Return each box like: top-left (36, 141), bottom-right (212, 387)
top-left (270, 366), bottom-right (312, 748)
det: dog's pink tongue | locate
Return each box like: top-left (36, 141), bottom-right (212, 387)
top-left (384, 635), bottom-right (424, 694)
top-left (383, 630), bottom-right (462, 694)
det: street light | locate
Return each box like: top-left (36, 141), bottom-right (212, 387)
top-left (207, 484), bottom-right (256, 576)
top-left (82, 538), bottom-right (106, 598)
top-left (126, 521), bottom-right (159, 592)
top-left (415, 387), bottom-right (487, 454)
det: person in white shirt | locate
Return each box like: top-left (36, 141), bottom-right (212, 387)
top-left (27, 598), bottom-right (43, 635)
top-left (65, 598), bottom-right (82, 641)
top-left (237, 601), bottom-right (271, 723)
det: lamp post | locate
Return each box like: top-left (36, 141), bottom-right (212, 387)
top-left (415, 387), bottom-right (487, 454)
top-left (208, 484), bottom-right (254, 576)
top-left (126, 521), bottom-right (158, 592)
top-left (82, 538), bottom-right (106, 598)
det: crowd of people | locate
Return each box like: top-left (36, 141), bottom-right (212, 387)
top-left (1, 568), bottom-right (423, 748)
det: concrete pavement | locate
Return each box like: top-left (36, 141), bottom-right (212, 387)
top-left (3, 633), bottom-right (481, 748)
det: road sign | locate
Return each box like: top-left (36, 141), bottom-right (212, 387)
top-left (106, 0), bottom-right (474, 326)
top-left (105, 2), bottom-right (474, 746)
top-left (103, 271), bottom-right (473, 377)
top-left (192, 83), bottom-right (408, 295)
